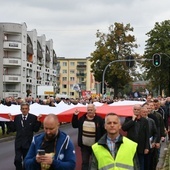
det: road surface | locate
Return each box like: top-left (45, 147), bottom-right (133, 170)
top-left (0, 123), bottom-right (81, 170)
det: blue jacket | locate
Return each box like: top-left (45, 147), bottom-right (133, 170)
top-left (24, 130), bottom-right (76, 170)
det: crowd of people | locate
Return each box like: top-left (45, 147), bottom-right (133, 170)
top-left (0, 94), bottom-right (170, 170)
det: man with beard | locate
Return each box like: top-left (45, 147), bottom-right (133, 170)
top-left (24, 114), bottom-right (76, 170)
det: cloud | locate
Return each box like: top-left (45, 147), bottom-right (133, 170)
top-left (1, 0), bottom-right (170, 57)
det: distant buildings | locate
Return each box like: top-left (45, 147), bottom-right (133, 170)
top-left (0, 22), bottom-right (58, 99)
top-left (0, 22), bottom-right (96, 100)
top-left (57, 57), bottom-right (96, 99)
top-left (132, 81), bottom-right (148, 92)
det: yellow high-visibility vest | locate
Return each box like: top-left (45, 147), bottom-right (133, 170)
top-left (92, 136), bottom-right (137, 170)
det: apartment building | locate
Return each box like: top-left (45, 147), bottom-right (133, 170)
top-left (0, 22), bottom-right (58, 99)
top-left (57, 57), bottom-right (96, 99)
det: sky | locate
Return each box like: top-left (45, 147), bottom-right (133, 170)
top-left (1, 0), bottom-right (170, 58)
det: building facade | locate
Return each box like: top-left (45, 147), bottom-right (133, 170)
top-left (0, 22), bottom-right (58, 99)
top-left (57, 57), bottom-right (96, 99)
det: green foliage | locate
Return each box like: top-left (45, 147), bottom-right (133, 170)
top-left (142, 20), bottom-right (170, 95)
top-left (90, 22), bottom-right (138, 97)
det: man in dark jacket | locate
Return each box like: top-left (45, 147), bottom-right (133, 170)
top-left (8, 102), bottom-right (42, 170)
top-left (72, 103), bottom-right (105, 170)
top-left (122, 104), bottom-right (149, 170)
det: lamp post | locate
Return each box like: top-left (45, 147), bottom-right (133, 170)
top-left (102, 59), bottom-right (125, 96)
top-left (102, 58), bottom-right (152, 96)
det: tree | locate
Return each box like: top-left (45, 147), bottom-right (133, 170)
top-left (142, 20), bottom-right (170, 96)
top-left (90, 23), bottom-right (138, 98)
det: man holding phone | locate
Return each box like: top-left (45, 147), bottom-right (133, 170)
top-left (37, 149), bottom-right (45, 155)
top-left (24, 114), bottom-right (76, 170)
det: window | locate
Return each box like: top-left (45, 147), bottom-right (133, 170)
top-left (70, 84), bottom-right (73, 89)
top-left (62, 84), bottom-right (67, 88)
top-left (80, 78), bottom-right (85, 82)
top-left (70, 92), bottom-right (74, 96)
top-left (70, 70), bottom-right (75, 74)
top-left (70, 62), bottom-right (75, 66)
top-left (63, 62), bottom-right (67, 66)
top-left (70, 77), bottom-right (75, 81)
top-left (62, 77), bottom-right (67, 81)
top-left (63, 70), bottom-right (67, 74)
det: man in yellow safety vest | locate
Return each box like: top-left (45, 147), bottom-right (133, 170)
top-left (90, 113), bottom-right (139, 170)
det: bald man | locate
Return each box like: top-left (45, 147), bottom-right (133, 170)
top-left (122, 104), bottom-right (149, 170)
top-left (24, 114), bottom-right (76, 170)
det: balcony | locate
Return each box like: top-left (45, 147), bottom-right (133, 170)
top-left (27, 45), bottom-right (33, 55)
top-left (3, 57), bottom-right (21, 66)
top-left (77, 65), bottom-right (86, 69)
top-left (53, 57), bottom-right (57, 64)
top-left (37, 59), bottom-right (44, 66)
top-left (37, 49), bottom-right (43, 59)
top-left (76, 73), bottom-right (86, 77)
top-left (3, 74), bottom-right (21, 83)
top-left (3, 41), bottom-right (21, 50)
top-left (3, 92), bottom-right (21, 98)
top-left (56, 73), bottom-right (60, 78)
top-left (46, 53), bottom-right (51, 62)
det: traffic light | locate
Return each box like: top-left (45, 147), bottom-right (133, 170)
top-left (153, 53), bottom-right (161, 67)
top-left (125, 56), bottom-right (135, 68)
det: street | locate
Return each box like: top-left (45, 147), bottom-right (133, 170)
top-left (0, 123), bottom-right (81, 170)
top-left (0, 121), bottom-right (168, 170)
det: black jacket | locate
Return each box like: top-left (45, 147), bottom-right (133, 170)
top-left (72, 113), bottom-right (105, 147)
top-left (122, 117), bottom-right (149, 154)
top-left (9, 113), bottom-right (41, 149)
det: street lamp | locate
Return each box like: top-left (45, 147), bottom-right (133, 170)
top-left (102, 58), bottom-right (151, 97)
top-left (102, 59), bottom-right (125, 96)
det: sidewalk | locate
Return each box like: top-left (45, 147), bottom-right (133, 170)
top-left (156, 140), bottom-right (169, 170)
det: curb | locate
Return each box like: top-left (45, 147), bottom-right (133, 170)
top-left (0, 135), bottom-right (15, 143)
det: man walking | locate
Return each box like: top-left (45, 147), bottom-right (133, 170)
top-left (90, 113), bottom-right (139, 170)
top-left (122, 104), bottom-right (149, 170)
top-left (72, 103), bottom-right (105, 170)
top-left (24, 114), bottom-right (76, 170)
top-left (8, 102), bottom-right (42, 170)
